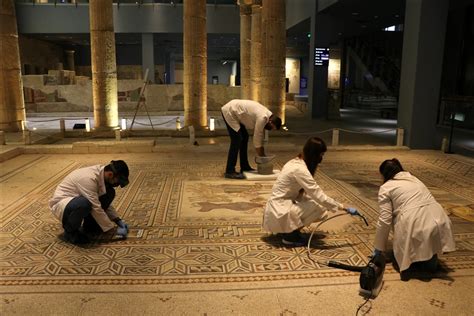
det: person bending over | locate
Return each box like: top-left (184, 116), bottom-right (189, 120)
top-left (262, 137), bottom-right (358, 246)
top-left (373, 158), bottom-right (455, 279)
top-left (221, 99), bottom-right (282, 179)
top-left (49, 160), bottom-right (130, 244)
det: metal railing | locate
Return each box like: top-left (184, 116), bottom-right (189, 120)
top-left (438, 96), bottom-right (474, 130)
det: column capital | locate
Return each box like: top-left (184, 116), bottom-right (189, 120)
top-left (237, 0), bottom-right (261, 7)
top-left (240, 4), bottom-right (252, 15)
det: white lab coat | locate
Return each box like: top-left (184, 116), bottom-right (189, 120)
top-left (262, 158), bottom-right (344, 233)
top-left (49, 165), bottom-right (119, 232)
top-left (221, 99), bottom-right (272, 148)
top-left (374, 171), bottom-right (456, 271)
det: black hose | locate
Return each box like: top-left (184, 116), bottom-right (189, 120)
top-left (327, 260), bottom-right (364, 272)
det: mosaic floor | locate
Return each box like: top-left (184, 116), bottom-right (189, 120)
top-left (1, 149), bottom-right (473, 315)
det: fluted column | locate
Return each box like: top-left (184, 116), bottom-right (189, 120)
top-left (261, 0), bottom-right (286, 123)
top-left (183, 0), bottom-right (207, 128)
top-left (65, 50), bottom-right (75, 71)
top-left (250, 3), bottom-right (262, 102)
top-left (0, 0), bottom-right (26, 132)
top-left (89, 0), bottom-right (118, 130)
top-left (239, 4), bottom-right (252, 99)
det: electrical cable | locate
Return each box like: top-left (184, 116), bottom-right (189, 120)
top-left (355, 292), bottom-right (372, 316)
top-left (306, 212), bottom-right (369, 259)
top-left (305, 211), bottom-right (373, 316)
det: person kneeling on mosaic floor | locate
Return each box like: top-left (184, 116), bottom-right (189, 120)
top-left (262, 137), bottom-right (359, 247)
top-left (372, 158), bottom-right (456, 280)
top-left (49, 160), bottom-right (130, 244)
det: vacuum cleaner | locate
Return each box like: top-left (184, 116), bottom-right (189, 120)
top-left (307, 212), bottom-right (386, 298)
top-left (328, 252), bottom-right (386, 298)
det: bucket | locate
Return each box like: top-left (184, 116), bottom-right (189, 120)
top-left (255, 155), bottom-right (275, 175)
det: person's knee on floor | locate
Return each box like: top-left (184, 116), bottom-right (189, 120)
top-left (62, 196), bottom-right (92, 244)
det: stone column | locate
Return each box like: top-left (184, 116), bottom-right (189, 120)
top-left (398, 0), bottom-right (449, 148)
top-left (239, 4), bottom-right (252, 100)
top-left (65, 50), bottom-right (75, 71)
top-left (0, 0), bottom-right (26, 132)
top-left (183, 0), bottom-right (207, 128)
top-left (89, 0), bottom-right (119, 130)
top-left (261, 0), bottom-right (286, 123)
top-left (250, 3), bottom-right (262, 102)
top-left (141, 33), bottom-right (155, 83)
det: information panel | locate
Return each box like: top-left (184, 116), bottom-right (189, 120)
top-left (314, 47), bottom-right (329, 66)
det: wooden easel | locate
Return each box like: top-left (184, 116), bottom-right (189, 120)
top-left (130, 68), bottom-right (154, 130)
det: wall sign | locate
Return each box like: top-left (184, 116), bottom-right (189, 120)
top-left (314, 47), bottom-right (329, 66)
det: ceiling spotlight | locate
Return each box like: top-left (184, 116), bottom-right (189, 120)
top-left (352, 12), bottom-right (359, 16)
top-left (374, 15), bottom-right (379, 19)
top-left (395, 14), bottom-right (400, 18)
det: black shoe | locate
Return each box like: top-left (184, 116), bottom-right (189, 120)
top-left (224, 172), bottom-right (245, 179)
top-left (63, 231), bottom-right (90, 245)
top-left (400, 270), bottom-right (411, 281)
top-left (281, 230), bottom-right (307, 247)
top-left (82, 224), bottom-right (103, 236)
top-left (241, 166), bottom-right (256, 172)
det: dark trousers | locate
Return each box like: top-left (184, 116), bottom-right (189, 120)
top-left (222, 114), bottom-right (251, 173)
top-left (62, 184), bottom-right (116, 233)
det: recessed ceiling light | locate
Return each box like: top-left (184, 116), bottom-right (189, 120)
top-left (374, 15), bottom-right (379, 18)
top-left (361, 25), bottom-right (367, 28)
top-left (352, 12), bottom-right (359, 16)
top-left (395, 14), bottom-right (400, 18)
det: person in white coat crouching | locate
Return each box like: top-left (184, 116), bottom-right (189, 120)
top-left (50, 160), bottom-right (130, 244)
top-left (262, 137), bottom-right (358, 246)
top-left (373, 158), bottom-right (456, 279)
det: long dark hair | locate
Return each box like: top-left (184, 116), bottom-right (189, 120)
top-left (298, 137), bottom-right (327, 176)
top-left (379, 158), bottom-right (404, 183)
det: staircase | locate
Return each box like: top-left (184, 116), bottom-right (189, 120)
top-left (347, 32), bottom-right (403, 96)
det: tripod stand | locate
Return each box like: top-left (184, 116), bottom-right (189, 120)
top-left (130, 68), bottom-right (154, 130)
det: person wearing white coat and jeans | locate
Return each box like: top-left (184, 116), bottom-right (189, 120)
top-left (49, 160), bottom-right (130, 244)
top-left (373, 158), bottom-right (456, 279)
top-left (221, 99), bottom-right (282, 179)
top-left (263, 137), bottom-right (358, 246)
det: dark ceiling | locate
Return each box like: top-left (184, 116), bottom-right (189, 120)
top-left (21, 0), bottom-right (473, 60)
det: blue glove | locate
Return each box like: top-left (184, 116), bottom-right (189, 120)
top-left (346, 207), bottom-right (359, 215)
top-left (117, 226), bottom-right (128, 237)
top-left (117, 219), bottom-right (129, 233)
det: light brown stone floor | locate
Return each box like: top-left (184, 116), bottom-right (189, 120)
top-left (1, 146), bottom-right (473, 315)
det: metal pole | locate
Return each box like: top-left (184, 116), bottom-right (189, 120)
top-left (0, 131), bottom-right (5, 145)
top-left (396, 128), bottom-right (404, 147)
top-left (447, 112), bottom-right (455, 154)
top-left (332, 128), bottom-right (339, 146)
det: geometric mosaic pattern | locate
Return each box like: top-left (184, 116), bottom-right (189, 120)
top-left (1, 150), bottom-right (474, 289)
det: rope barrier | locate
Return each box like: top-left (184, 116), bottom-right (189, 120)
top-left (131, 118), bottom-right (177, 127)
top-left (0, 120), bottom-right (22, 125)
top-left (337, 128), bottom-right (397, 135)
top-left (285, 129), bottom-right (333, 135)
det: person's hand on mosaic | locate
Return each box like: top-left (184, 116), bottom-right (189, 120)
top-left (117, 219), bottom-right (129, 233)
top-left (116, 226), bottom-right (128, 237)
